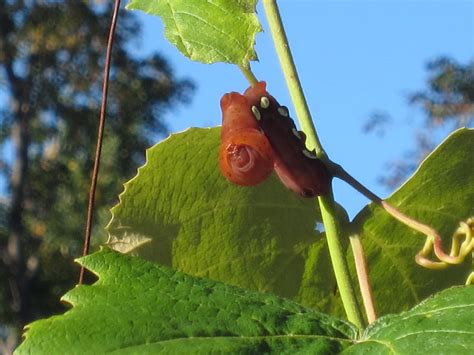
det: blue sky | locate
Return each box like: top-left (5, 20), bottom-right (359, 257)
top-left (0, 1), bottom-right (471, 218)
top-left (132, 0), bottom-right (473, 218)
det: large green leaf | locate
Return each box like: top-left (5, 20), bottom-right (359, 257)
top-left (343, 286), bottom-right (474, 354)
top-left (15, 248), bottom-right (357, 354)
top-left (352, 128), bottom-right (474, 315)
top-left (106, 127), bottom-right (338, 311)
top-left (126, 0), bottom-right (261, 65)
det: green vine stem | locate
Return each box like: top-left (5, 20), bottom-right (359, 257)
top-left (262, 0), bottom-right (364, 329)
top-left (261, 0), bottom-right (326, 160)
top-left (317, 194), bottom-right (365, 329)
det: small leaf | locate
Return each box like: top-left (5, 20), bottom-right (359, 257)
top-left (16, 248), bottom-right (357, 354)
top-left (352, 128), bottom-right (474, 315)
top-left (126, 0), bottom-right (261, 65)
top-left (343, 286), bottom-right (474, 354)
top-left (107, 127), bottom-right (339, 312)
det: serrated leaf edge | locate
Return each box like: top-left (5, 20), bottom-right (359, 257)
top-left (105, 127), bottom-right (215, 241)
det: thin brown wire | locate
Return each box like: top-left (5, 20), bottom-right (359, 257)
top-left (79, 0), bottom-right (121, 284)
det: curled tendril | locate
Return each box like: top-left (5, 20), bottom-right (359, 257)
top-left (332, 164), bottom-right (473, 284)
top-left (466, 272), bottom-right (474, 286)
top-left (415, 217), bottom-right (474, 278)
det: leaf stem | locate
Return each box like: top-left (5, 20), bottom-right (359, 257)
top-left (262, 0), bottom-right (364, 329)
top-left (240, 64), bottom-right (258, 86)
top-left (349, 234), bottom-right (377, 324)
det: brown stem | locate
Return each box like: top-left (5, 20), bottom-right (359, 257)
top-left (79, 0), bottom-right (121, 284)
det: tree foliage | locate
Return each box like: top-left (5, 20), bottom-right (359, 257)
top-left (412, 57), bottom-right (474, 126)
top-left (374, 57), bottom-right (474, 187)
top-left (0, 0), bottom-right (193, 345)
top-left (2, 1), bottom-right (472, 353)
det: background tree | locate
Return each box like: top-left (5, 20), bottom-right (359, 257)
top-left (0, 0), bottom-right (194, 346)
top-left (365, 57), bottom-right (474, 187)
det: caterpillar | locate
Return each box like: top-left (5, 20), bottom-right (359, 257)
top-left (219, 81), bottom-right (331, 197)
top-left (219, 92), bottom-right (274, 186)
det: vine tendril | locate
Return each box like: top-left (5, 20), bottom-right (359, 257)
top-left (330, 160), bottom-right (473, 274)
top-left (415, 217), bottom-right (474, 270)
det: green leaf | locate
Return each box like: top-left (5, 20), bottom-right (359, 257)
top-left (352, 128), bottom-right (474, 315)
top-left (343, 286), bottom-right (474, 354)
top-left (107, 127), bottom-right (339, 311)
top-left (16, 248), bottom-right (357, 354)
top-left (126, 0), bottom-right (261, 65)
